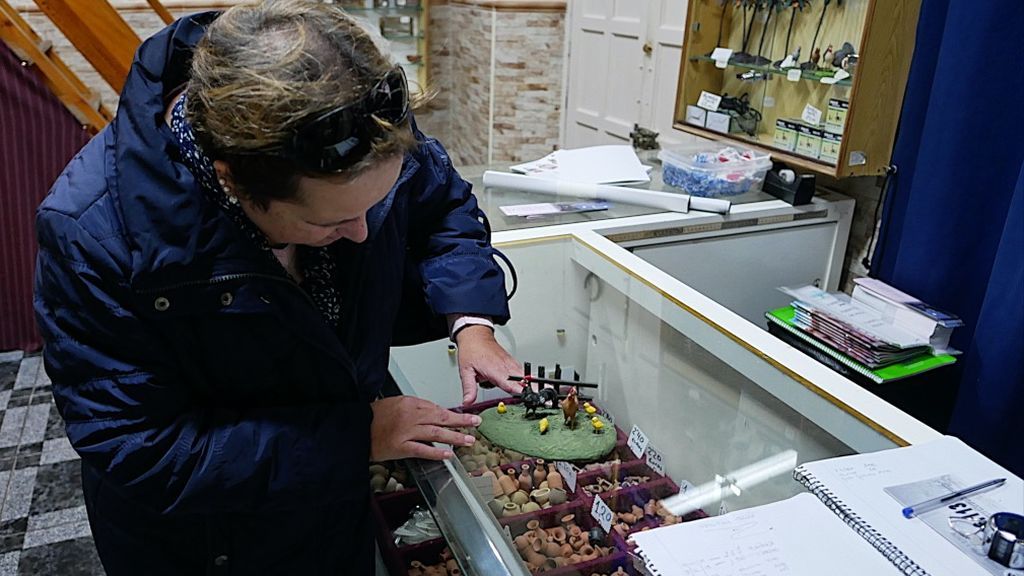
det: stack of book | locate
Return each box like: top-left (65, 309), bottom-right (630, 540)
top-left (766, 280), bottom-right (961, 385)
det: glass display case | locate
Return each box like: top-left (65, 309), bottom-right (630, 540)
top-left (674, 0), bottom-right (921, 177)
top-left (382, 229), bottom-right (937, 575)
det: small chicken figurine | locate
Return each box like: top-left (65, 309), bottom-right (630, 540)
top-left (583, 402), bottom-right (597, 417)
top-left (539, 417), bottom-right (550, 435)
top-left (497, 402), bottom-right (507, 414)
top-left (591, 416), bottom-right (604, 434)
top-left (561, 387), bottom-right (579, 430)
top-left (821, 44), bottom-right (834, 70)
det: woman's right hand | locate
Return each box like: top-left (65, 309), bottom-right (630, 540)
top-left (370, 396), bottom-right (481, 461)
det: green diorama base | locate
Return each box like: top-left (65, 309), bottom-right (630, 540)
top-left (477, 403), bottom-right (616, 463)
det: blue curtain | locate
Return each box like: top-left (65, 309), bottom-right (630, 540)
top-left (872, 0), bottom-right (1024, 475)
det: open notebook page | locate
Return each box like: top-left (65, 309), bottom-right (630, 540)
top-left (796, 436), bottom-right (1023, 576)
top-left (631, 493), bottom-right (903, 576)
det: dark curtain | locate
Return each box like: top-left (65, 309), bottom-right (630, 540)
top-left (872, 0), bottom-right (1024, 475)
top-left (0, 44), bottom-right (92, 352)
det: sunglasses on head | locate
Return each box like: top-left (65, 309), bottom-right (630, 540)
top-left (255, 66), bottom-right (410, 173)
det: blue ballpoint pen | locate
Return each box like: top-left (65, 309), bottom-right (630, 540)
top-left (902, 478), bottom-right (1007, 519)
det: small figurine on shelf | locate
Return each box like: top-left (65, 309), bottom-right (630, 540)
top-left (776, 46), bottom-right (801, 69)
top-left (497, 401), bottom-right (507, 414)
top-left (539, 417), bottom-right (550, 435)
top-left (561, 387), bottom-right (579, 429)
top-left (583, 402), bottom-right (597, 417)
top-left (832, 41), bottom-right (856, 68)
top-left (591, 416), bottom-right (604, 434)
top-left (801, 46), bottom-right (821, 70)
top-left (774, 0), bottom-right (811, 68)
top-left (821, 44), bottom-right (834, 70)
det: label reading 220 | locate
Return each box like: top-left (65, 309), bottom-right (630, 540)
top-left (591, 495), bottom-right (614, 533)
top-left (627, 425), bottom-right (650, 459)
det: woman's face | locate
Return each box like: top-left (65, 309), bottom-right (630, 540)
top-left (219, 155), bottom-right (404, 247)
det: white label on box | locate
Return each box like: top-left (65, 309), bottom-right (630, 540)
top-left (400, 16), bottom-right (411, 23)
top-left (802, 104), bottom-right (823, 126)
top-left (685, 105), bottom-right (706, 127)
top-left (787, 68), bottom-right (802, 82)
top-left (697, 90), bottom-right (722, 112)
top-left (556, 461), bottom-right (577, 493)
top-left (591, 495), bottom-right (614, 533)
top-left (627, 425), bottom-right (650, 458)
top-left (710, 47), bottom-right (732, 69)
top-left (646, 444), bottom-right (666, 476)
top-left (705, 111), bottom-right (731, 134)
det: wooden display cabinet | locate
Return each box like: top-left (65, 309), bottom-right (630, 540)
top-left (674, 0), bottom-right (921, 177)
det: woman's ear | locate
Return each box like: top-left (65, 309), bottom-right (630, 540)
top-left (212, 160), bottom-right (239, 202)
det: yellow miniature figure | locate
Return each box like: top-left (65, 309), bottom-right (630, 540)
top-left (539, 417), bottom-right (549, 434)
top-left (497, 402), bottom-right (507, 414)
top-left (583, 402), bottom-right (597, 417)
top-left (591, 416), bottom-right (604, 434)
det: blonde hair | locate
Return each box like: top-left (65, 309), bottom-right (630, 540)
top-left (186, 0), bottom-right (419, 207)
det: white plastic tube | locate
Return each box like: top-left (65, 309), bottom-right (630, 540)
top-left (481, 171), bottom-right (731, 215)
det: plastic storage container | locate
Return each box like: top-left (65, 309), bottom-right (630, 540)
top-left (659, 144), bottom-right (772, 197)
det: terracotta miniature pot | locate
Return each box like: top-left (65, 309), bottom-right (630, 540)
top-left (526, 519), bottom-right (541, 531)
top-left (560, 514), bottom-right (577, 531)
top-left (610, 461), bottom-right (621, 487)
top-left (423, 565), bottom-right (447, 576)
top-left (368, 464), bottom-right (387, 477)
top-left (521, 501), bottom-right (541, 513)
top-left (501, 502), bottom-right (521, 517)
top-left (547, 487), bottom-right (567, 506)
top-left (484, 452), bottom-right (499, 468)
top-left (510, 490), bottom-right (530, 506)
top-left (518, 464), bottom-right (533, 492)
top-left (546, 464), bottom-right (563, 491)
top-left (631, 504), bottom-right (645, 519)
top-left (498, 474), bottom-right (518, 497)
top-left (369, 474), bottom-right (386, 493)
top-left (553, 556), bottom-right (569, 567)
top-left (568, 525), bottom-right (582, 539)
top-left (523, 548), bottom-right (546, 570)
top-left (487, 499), bottom-right (505, 517)
top-left (619, 512), bottom-right (637, 524)
top-left (542, 541), bottom-right (561, 558)
top-left (530, 487), bottom-right (550, 506)
top-left (532, 461), bottom-right (547, 486)
top-left (579, 544), bottom-right (596, 558)
top-left (446, 559), bottom-right (459, 575)
top-left (558, 543), bottom-right (573, 558)
top-left (546, 526), bottom-right (566, 543)
top-left (407, 560), bottom-right (424, 576)
top-left (514, 534), bottom-right (531, 552)
top-left (384, 477), bottom-right (399, 493)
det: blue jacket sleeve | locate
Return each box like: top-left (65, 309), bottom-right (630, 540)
top-left (408, 135), bottom-right (511, 324)
top-left (34, 208), bottom-right (372, 516)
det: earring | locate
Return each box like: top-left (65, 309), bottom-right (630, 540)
top-left (218, 178), bottom-right (238, 204)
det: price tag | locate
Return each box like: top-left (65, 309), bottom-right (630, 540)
top-left (802, 103), bottom-right (823, 126)
top-left (787, 68), bottom-right (802, 82)
top-left (556, 461), bottom-right (577, 493)
top-left (591, 495), bottom-right (614, 533)
top-left (400, 16), bottom-right (411, 23)
top-left (697, 90), bottom-right (722, 112)
top-left (718, 500), bottom-right (729, 516)
top-left (710, 47), bottom-right (732, 69)
top-left (627, 425), bottom-right (650, 458)
top-left (645, 444), bottom-right (666, 476)
top-left (678, 479), bottom-right (695, 495)
top-left (822, 69), bottom-right (851, 85)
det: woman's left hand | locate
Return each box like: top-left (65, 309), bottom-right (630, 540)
top-left (455, 325), bottom-right (523, 406)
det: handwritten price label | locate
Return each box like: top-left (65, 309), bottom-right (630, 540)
top-left (591, 495), bottom-right (614, 533)
top-left (646, 444), bottom-right (666, 476)
top-left (697, 90), bottom-right (722, 112)
top-left (802, 103), bottom-right (823, 126)
top-left (556, 461), bottom-right (577, 493)
top-left (627, 425), bottom-right (649, 459)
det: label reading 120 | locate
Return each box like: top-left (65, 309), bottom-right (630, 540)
top-left (627, 425), bottom-right (650, 459)
top-left (591, 495), bottom-right (614, 533)
top-left (556, 461), bottom-right (577, 493)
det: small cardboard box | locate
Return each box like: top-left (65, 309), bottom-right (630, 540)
top-left (796, 124), bottom-right (823, 159)
top-left (820, 131), bottom-right (842, 164)
top-left (826, 98), bottom-right (849, 134)
top-left (773, 119), bottom-right (799, 152)
top-left (705, 111), bottom-right (732, 134)
top-left (685, 105), bottom-right (707, 128)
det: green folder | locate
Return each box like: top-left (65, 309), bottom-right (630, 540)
top-left (766, 306), bottom-right (956, 385)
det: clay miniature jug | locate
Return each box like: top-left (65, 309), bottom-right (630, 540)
top-left (510, 490), bottom-right (530, 506)
top-left (521, 501), bottom-right (541, 513)
top-left (530, 487), bottom-right (551, 506)
top-left (501, 502), bottom-right (521, 517)
top-left (407, 561), bottom-right (425, 576)
top-left (547, 487), bottom-right (568, 506)
top-left (518, 464), bottom-right (533, 492)
top-left (497, 468), bottom-right (518, 496)
top-left (546, 464), bottom-right (563, 491)
top-left (532, 460), bottom-right (547, 486)
top-left (487, 499), bottom-right (505, 517)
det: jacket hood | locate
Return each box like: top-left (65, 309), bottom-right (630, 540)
top-left (110, 11), bottom-right (262, 291)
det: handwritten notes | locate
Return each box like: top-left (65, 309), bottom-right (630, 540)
top-left (591, 495), bottom-right (614, 533)
top-left (627, 425), bottom-right (650, 458)
top-left (556, 461), bottom-right (577, 493)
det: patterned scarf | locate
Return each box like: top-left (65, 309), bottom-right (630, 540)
top-left (169, 95), bottom-right (341, 327)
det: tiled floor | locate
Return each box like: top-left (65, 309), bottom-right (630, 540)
top-left (0, 351), bottom-right (105, 575)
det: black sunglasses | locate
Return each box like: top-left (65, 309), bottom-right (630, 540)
top-left (257, 67), bottom-right (410, 173)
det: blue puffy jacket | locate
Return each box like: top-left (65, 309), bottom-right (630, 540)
top-left (33, 13), bottom-right (509, 575)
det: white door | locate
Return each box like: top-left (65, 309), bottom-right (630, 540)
top-left (565, 0), bottom-right (701, 149)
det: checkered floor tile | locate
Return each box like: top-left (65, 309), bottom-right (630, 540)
top-left (0, 353), bottom-right (104, 576)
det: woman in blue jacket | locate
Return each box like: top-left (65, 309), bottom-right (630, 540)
top-left (33, 1), bottom-right (522, 573)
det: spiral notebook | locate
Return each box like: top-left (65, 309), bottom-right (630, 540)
top-left (632, 436), bottom-right (1022, 576)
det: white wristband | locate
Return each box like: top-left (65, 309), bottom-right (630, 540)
top-left (448, 315), bottom-right (494, 342)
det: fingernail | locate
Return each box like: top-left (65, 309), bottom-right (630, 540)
top-left (464, 435), bottom-right (476, 445)
top-left (470, 415), bottom-right (482, 426)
